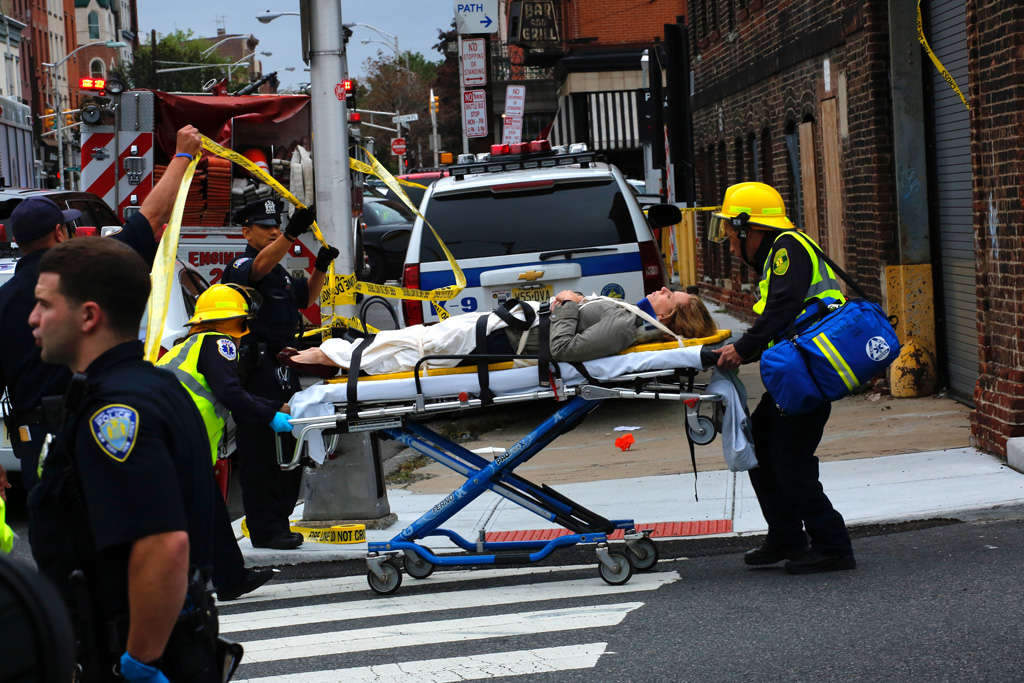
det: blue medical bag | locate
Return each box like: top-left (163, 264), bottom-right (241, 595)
top-left (760, 298), bottom-right (901, 414)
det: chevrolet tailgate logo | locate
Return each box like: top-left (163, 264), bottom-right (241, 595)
top-left (518, 270), bottom-right (544, 281)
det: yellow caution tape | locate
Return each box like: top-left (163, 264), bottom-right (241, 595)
top-left (144, 153), bottom-right (202, 363)
top-left (240, 517), bottom-right (367, 545)
top-left (916, 0), bottom-right (969, 110)
top-left (199, 136), bottom-right (465, 332)
top-left (679, 206), bottom-right (722, 213)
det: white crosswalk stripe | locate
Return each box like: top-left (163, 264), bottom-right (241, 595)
top-left (223, 564), bottom-right (681, 681)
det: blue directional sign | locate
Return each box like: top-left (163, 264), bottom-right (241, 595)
top-left (454, 0), bottom-right (498, 35)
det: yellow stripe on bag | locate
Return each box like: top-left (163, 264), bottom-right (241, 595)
top-left (812, 333), bottom-right (859, 391)
top-left (916, 0), bottom-right (969, 110)
top-left (198, 136), bottom-right (466, 331)
top-left (144, 153), bottom-right (202, 363)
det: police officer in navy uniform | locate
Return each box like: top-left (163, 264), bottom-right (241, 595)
top-left (0, 125), bottom-right (203, 492)
top-left (223, 199), bottom-right (337, 550)
top-left (28, 237), bottom-right (220, 682)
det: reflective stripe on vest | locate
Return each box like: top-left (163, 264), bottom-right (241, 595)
top-left (156, 332), bottom-right (230, 465)
top-left (752, 231), bottom-right (845, 316)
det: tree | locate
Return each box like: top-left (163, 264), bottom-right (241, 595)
top-left (359, 50), bottom-right (439, 172)
top-left (124, 30), bottom-right (241, 93)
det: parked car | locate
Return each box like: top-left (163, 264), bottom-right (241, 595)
top-left (398, 144), bottom-right (680, 326)
top-left (360, 197), bottom-right (414, 284)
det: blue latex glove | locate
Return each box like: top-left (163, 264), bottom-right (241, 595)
top-left (120, 652), bottom-right (169, 683)
top-left (270, 412), bottom-right (293, 433)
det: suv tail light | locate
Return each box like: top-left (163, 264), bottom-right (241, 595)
top-left (401, 263), bottom-right (423, 326)
top-left (639, 241), bottom-right (667, 295)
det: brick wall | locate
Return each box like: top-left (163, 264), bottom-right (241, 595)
top-left (688, 0), bottom-right (897, 320)
top-left (966, 0), bottom-right (1024, 456)
top-left (562, 0), bottom-right (686, 48)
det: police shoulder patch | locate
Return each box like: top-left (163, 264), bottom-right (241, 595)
top-left (232, 257), bottom-right (251, 268)
top-left (772, 248), bottom-right (790, 276)
top-left (90, 404), bottom-right (139, 462)
top-left (217, 338), bottom-right (237, 361)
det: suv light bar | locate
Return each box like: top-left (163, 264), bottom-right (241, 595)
top-left (449, 150), bottom-right (597, 180)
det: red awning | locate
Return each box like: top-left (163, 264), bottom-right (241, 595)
top-left (147, 90), bottom-right (310, 159)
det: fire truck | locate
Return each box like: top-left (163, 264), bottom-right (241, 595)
top-left (79, 85), bottom-right (365, 326)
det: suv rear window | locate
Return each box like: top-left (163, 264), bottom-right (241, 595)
top-left (418, 179), bottom-right (636, 262)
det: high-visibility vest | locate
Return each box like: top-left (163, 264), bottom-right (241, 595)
top-left (0, 496), bottom-right (12, 554)
top-left (752, 230), bottom-right (845, 337)
top-left (156, 332), bottom-right (230, 465)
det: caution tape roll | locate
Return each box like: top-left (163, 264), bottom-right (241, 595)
top-left (916, 0), bottom-right (969, 110)
top-left (199, 136), bottom-right (465, 328)
top-left (240, 517), bottom-right (367, 545)
top-left (144, 153), bottom-right (202, 363)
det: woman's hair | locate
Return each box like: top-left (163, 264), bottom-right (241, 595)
top-left (663, 295), bottom-right (717, 339)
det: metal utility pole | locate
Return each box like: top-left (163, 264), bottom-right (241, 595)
top-left (430, 87), bottom-right (439, 167)
top-left (302, 0), bottom-right (392, 525)
top-left (458, 35), bottom-right (468, 154)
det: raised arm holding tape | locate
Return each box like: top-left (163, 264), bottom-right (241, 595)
top-left (284, 206), bottom-right (316, 241)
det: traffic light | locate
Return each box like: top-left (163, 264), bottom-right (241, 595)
top-left (344, 79), bottom-right (357, 111)
top-left (432, 95), bottom-right (440, 113)
top-left (43, 108), bottom-right (54, 130)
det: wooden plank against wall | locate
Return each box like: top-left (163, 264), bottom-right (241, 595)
top-left (798, 121), bottom-right (819, 242)
top-left (820, 98), bottom-right (847, 275)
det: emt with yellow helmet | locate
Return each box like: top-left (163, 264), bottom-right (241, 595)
top-left (157, 283), bottom-right (289, 601)
top-left (709, 182), bottom-right (855, 575)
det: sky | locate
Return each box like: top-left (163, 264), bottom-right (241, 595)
top-left (136, 1), bottom-right (457, 91)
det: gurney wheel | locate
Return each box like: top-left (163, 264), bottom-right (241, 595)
top-left (687, 415), bottom-right (716, 446)
top-left (626, 537), bottom-right (659, 572)
top-left (367, 559), bottom-right (403, 595)
top-left (597, 551), bottom-right (634, 586)
top-left (404, 548), bottom-right (435, 580)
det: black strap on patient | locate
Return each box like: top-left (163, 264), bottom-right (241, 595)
top-left (474, 314), bottom-right (496, 405)
top-left (346, 337), bottom-right (373, 422)
top-left (536, 302), bottom-right (551, 387)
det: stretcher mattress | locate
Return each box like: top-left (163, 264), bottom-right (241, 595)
top-left (290, 343), bottom-right (706, 422)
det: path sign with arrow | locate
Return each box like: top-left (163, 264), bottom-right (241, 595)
top-left (454, 0), bottom-right (498, 34)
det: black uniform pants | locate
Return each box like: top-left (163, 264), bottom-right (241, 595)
top-left (748, 392), bottom-right (853, 556)
top-left (237, 364), bottom-right (302, 544)
top-left (210, 492), bottom-right (246, 591)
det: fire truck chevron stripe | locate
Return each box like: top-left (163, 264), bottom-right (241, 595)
top-left (86, 159), bottom-right (116, 205)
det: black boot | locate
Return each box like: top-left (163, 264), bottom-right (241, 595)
top-left (744, 539), bottom-right (809, 566)
top-left (785, 548), bottom-right (856, 574)
top-left (217, 567), bottom-right (274, 601)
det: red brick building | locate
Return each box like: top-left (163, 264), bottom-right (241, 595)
top-left (688, 0), bottom-right (1024, 458)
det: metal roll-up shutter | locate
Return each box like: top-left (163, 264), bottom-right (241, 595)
top-left (926, 0), bottom-right (976, 403)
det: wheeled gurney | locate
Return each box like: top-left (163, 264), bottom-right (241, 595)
top-left (284, 330), bottom-right (732, 595)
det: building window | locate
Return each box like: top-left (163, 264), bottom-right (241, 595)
top-left (88, 12), bottom-right (99, 40)
top-left (717, 140), bottom-right (730, 278)
top-left (90, 59), bottom-right (105, 78)
top-left (759, 128), bottom-right (772, 185)
top-left (747, 133), bottom-right (758, 182)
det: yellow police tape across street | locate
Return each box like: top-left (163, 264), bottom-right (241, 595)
top-left (240, 517), bottom-right (367, 545)
top-left (916, 0), bottom-right (968, 110)
top-left (679, 206), bottom-right (721, 213)
top-left (145, 153), bottom-right (202, 363)
top-left (199, 136), bottom-right (465, 331)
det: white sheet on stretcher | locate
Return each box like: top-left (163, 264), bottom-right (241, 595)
top-left (288, 345), bottom-right (752, 469)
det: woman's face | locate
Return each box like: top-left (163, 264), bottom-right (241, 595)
top-left (646, 287), bottom-right (691, 318)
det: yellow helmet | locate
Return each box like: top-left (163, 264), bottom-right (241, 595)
top-left (708, 182), bottom-right (796, 243)
top-left (186, 284), bottom-right (261, 330)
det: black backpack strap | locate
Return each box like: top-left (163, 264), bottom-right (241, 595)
top-left (491, 298), bottom-right (537, 333)
top-left (474, 314), bottom-right (496, 405)
top-left (776, 229), bottom-right (871, 302)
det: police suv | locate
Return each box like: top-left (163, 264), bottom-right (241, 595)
top-left (399, 143), bottom-right (681, 325)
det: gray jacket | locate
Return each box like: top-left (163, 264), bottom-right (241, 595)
top-left (503, 299), bottom-right (664, 362)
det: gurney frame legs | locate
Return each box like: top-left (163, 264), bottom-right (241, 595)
top-left (367, 395), bottom-right (643, 594)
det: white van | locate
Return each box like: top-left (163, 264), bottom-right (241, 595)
top-left (399, 146), bottom-right (679, 325)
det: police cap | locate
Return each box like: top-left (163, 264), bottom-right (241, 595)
top-left (232, 198), bottom-right (285, 227)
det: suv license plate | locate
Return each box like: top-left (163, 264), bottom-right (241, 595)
top-left (511, 285), bottom-right (553, 303)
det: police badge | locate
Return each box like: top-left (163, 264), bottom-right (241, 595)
top-left (90, 404), bottom-right (140, 462)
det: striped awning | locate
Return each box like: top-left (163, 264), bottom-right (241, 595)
top-left (550, 90), bottom-right (640, 151)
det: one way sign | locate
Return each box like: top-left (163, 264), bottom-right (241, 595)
top-left (455, 0), bottom-right (498, 34)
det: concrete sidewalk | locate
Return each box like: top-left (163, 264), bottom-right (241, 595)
top-left (237, 447), bottom-right (1024, 566)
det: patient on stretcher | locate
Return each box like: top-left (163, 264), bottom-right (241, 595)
top-left (285, 287), bottom-right (717, 377)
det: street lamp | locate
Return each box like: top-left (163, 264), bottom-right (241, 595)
top-left (345, 22), bottom-right (409, 75)
top-left (42, 39), bottom-right (127, 190)
top-left (256, 10), bottom-right (300, 24)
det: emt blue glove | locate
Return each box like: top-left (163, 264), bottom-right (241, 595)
top-left (120, 652), bottom-right (169, 683)
top-left (270, 412), bottom-right (293, 433)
